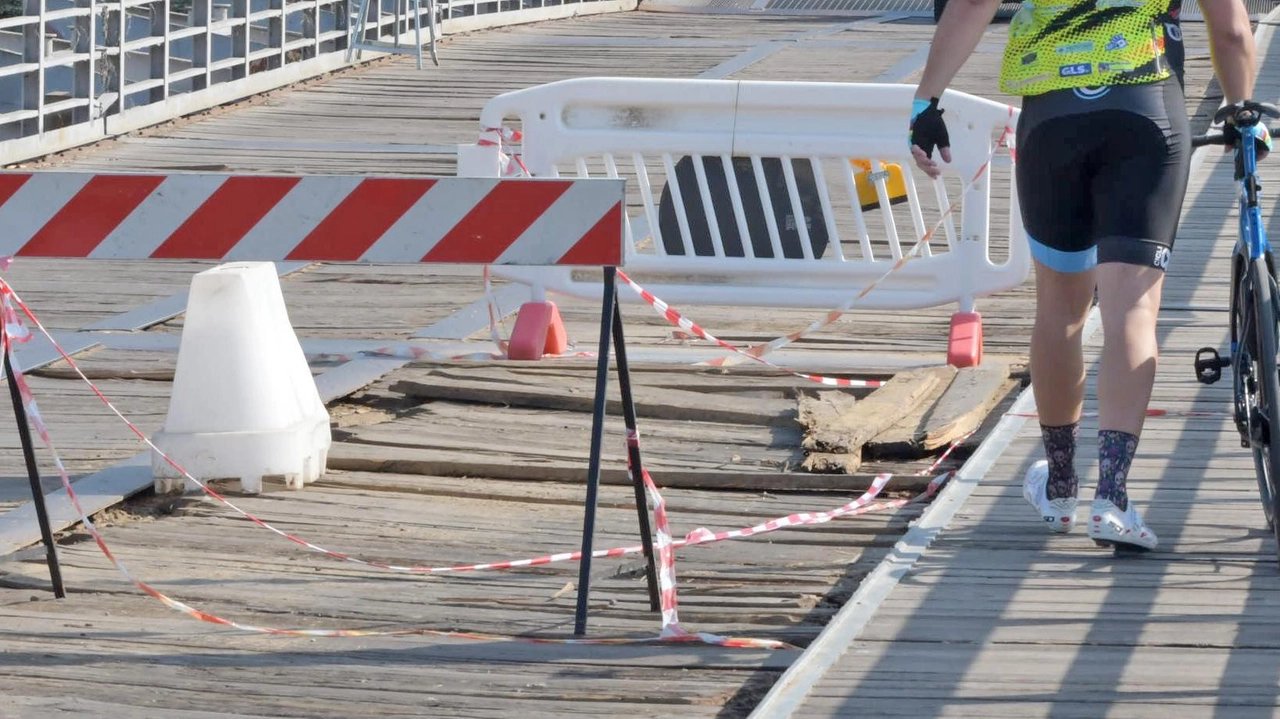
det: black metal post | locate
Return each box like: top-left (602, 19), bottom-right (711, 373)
top-left (573, 266), bottom-right (618, 636)
top-left (4, 350), bottom-right (66, 598)
top-left (611, 300), bottom-right (661, 612)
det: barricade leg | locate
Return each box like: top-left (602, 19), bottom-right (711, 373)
top-left (4, 348), bottom-right (65, 598)
top-left (947, 311), bottom-right (984, 368)
top-left (611, 301), bottom-right (662, 613)
top-left (508, 301), bottom-right (569, 360)
top-left (574, 268), bottom-right (617, 636)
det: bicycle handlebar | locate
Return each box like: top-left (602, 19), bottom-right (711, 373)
top-left (1192, 101), bottom-right (1280, 148)
top-left (1212, 100), bottom-right (1280, 126)
top-left (1192, 133), bottom-right (1227, 148)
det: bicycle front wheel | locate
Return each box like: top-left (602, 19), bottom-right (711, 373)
top-left (1249, 257), bottom-right (1280, 565)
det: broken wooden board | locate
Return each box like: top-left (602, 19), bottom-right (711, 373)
top-left (866, 361), bottom-right (1017, 459)
top-left (797, 392), bottom-right (864, 472)
top-left (800, 452), bottom-right (864, 474)
top-left (388, 366), bottom-right (799, 426)
top-left (797, 391), bottom-right (859, 430)
top-left (326, 396), bottom-right (934, 492)
top-left (800, 366), bottom-right (957, 457)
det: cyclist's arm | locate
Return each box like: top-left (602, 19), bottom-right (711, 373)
top-left (914, 0), bottom-right (1004, 102)
top-left (1202, 0), bottom-right (1257, 103)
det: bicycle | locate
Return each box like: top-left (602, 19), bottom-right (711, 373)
top-left (1192, 100), bottom-right (1280, 565)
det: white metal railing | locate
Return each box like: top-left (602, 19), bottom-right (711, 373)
top-left (0, 0), bottom-right (635, 164)
top-left (460, 78), bottom-right (1029, 315)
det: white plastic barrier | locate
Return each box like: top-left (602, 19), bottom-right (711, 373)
top-left (152, 263), bottom-right (331, 495)
top-left (458, 78), bottom-right (1029, 365)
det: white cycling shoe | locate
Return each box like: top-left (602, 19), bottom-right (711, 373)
top-left (1088, 498), bottom-right (1158, 551)
top-left (1023, 460), bottom-right (1077, 534)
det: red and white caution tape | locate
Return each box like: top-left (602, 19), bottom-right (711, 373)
top-left (0, 282), bottom-right (908, 575)
top-left (617, 269), bottom-right (884, 388)
top-left (609, 111), bottom-right (1018, 384)
top-left (478, 126), bottom-right (530, 178)
top-left (0, 281), bottom-right (797, 647)
top-left (0, 277), bottom-right (949, 648)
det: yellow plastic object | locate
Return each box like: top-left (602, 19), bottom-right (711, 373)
top-left (851, 159), bottom-right (908, 212)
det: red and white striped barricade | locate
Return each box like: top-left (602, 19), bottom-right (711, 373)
top-left (458, 78), bottom-right (1029, 367)
top-left (0, 171), bottom-right (640, 634)
top-left (0, 174), bottom-right (623, 266)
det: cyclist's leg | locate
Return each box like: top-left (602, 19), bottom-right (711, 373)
top-left (1089, 79), bottom-right (1190, 540)
top-left (1017, 93), bottom-right (1101, 504)
top-left (1094, 263), bottom-right (1166, 509)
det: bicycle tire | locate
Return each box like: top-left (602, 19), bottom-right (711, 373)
top-left (1248, 257), bottom-right (1280, 564)
top-left (1233, 261), bottom-right (1274, 530)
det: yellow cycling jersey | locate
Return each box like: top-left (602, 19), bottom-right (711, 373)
top-left (998, 0), bottom-right (1175, 96)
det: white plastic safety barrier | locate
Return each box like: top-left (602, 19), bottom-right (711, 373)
top-left (152, 263), bottom-right (331, 495)
top-left (458, 78), bottom-right (1030, 366)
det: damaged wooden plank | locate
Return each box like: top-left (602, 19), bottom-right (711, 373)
top-left (800, 366), bottom-right (957, 456)
top-left (866, 362), bottom-right (1015, 459)
top-left (801, 452), bottom-right (863, 474)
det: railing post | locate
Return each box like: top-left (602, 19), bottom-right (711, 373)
top-left (311, 0), bottom-right (320, 58)
top-left (21, 0), bottom-right (45, 137)
top-left (149, 0), bottom-right (168, 103)
top-left (113, 0), bottom-right (126, 105)
top-left (232, 0), bottom-right (249, 78)
top-left (275, 0), bottom-right (285, 66)
top-left (192, 0), bottom-right (210, 89)
top-left (75, 0), bottom-right (95, 124)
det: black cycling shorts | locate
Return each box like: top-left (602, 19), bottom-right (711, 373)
top-left (1015, 79), bottom-right (1191, 273)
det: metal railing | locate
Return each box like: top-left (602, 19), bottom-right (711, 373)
top-left (0, 0), bottom-right (633, 164)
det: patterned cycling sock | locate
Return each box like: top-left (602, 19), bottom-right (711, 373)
top-left (1096, 429), bottom-right (1140, 511)
top-left (1040, 423), bottom-right (1080, 500)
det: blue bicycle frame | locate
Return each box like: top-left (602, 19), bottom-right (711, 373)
top-left (1238, 123), bottom-right (1269, 261)
top-left (1232, 123), bottom-right (1270, 362)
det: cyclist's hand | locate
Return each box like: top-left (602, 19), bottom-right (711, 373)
top-left (910, 96), bottom-right (952, 179)
top-left (1219, 101), bottom-right (1277, 161)
top-left (1221, 123), bottom-right (1273, 161)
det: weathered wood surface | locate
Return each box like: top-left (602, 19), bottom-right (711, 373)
top-left (789, 38), bottom-right (1280, 718)
top-left (868, 361), bottom-right (1018, 456)
top-left (0, 11), bottom-right (1238, 719)
top-left (387, 365), bottom-right (802, 426)
top-left (802, 366), bottom-right (955, 456)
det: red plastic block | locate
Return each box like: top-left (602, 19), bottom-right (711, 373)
top-left (508, 301), bottom-right (568, 360)
top-left (947, 311), bottom-right (983, 368)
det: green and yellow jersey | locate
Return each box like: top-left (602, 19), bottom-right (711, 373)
top-left (998, 0), bottom-right (1180, 96)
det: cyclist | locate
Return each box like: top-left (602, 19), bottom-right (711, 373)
top-left (910, 0), bottom-right (1263, 550)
